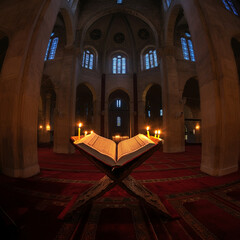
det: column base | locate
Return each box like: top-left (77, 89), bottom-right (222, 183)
top-left (2, 163), bottom-right (40, 178)
top-left (201, 164), bottom-right (238, 176)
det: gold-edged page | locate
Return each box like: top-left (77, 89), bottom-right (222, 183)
top-left (74, 133), bottom-right (117, 166)
top-left (116, 134), bottom-right (155, 166)
top-left (91, 135), bottom-right (117, 162)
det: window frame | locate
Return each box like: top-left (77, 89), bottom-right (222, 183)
top-left (180, 32), bottom-right (195, 62)
top-left (44, 33), bottom-right (59, 61)
top-left (111, 53), bottom-right (127, 74)
top-left (142, 47), bottom-right (158, 71)
top-left (82, 47), bottom-right (97, 70)
top-left (222, 0), bottom-right (239, 16)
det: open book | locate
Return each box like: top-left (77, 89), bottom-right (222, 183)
top-left (73, 133), bottom-right (156, 167)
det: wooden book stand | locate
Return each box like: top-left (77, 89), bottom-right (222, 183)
top-left (63, 136), bottom-right (172, 220)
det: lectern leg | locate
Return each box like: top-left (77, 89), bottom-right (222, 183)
top-left (64, 175), bottom-right (115, 219)
top-left (120, 175), bottom-right (171, 219)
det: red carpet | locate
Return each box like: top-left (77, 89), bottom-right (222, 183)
top-left (0, 145), bottom-right (240, 239)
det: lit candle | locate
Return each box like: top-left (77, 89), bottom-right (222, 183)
top-left (85, 131), bottom-right (87, 137)
top-left (154, 130), bottom-right (157, 138)
top-left (90, 130), bottom-right (94, 134)
top-left (78, 123), bottom-right (82, 138)
top-left (157, 130), bottom-right (161, 139)
top-left (146, 126), bottom-right (150, 138)
top-left (195, 124), bottom-right (200, 130)
top-left (39, 125), bottom-right (43, 130)
top-left (46, 124), bottom-right (50, 131)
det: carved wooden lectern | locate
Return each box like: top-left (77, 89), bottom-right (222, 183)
top-left (63, 136), bottom-right (172, 220)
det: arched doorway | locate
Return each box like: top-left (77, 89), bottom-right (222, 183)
top-left (0, 36), bottom-right (8, 72)
top-left (145, 84), bottom-right (163, 135)
top-left (232, 38), bottom-right (240, 85)
top-left (182, 78), bottom-right (201, 144)
top-left (231, 38), bottom-right (240, 162)
top-left (38, 77), bottom-right (56, 146)
top-left (108, 90), bottom-right (130, 138)
top-left (75, 84), bottom-right (93, 133)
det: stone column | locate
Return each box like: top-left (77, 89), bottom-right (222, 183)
top-left (160, 46), bottom-right (185, 153)
top-left (133, 73), bottom-right (138, 136)
top-left (53, 50), bottom-right (76, 154)
top-left (0, 0), bottom-right (61, 178)
top-left (100, 73), bottom-right (106, 136)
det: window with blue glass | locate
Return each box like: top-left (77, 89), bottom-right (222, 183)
top-left (165, 0), bottom-right (172, 8)
top-left (116, 99), bottom-right (121, 108)
top-left (82, 49), bottom-right (94, 70)
top-left (117, 0), bottom-right (123, 4)
top-left (222, 0), bottom-right (239, 16)
top-left (116, 116), bottom-right (121, 126)
top-left (181, 33), bottom-right (195, 62)
top-left (144, 49), bottom-right (158, 70)
top-left (112, 55), bottom-right (126, 74)
top-left (45, 33), bottom-right (59, 61)
top-left (147, 110), bottom-right (151, 118)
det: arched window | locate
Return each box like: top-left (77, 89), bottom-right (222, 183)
top-left (44, 33), bottom-right (59, 61)
top-left (116, 116), bottom-right (121, 126)
top-left (222, 0), bottom-right (239, 16)
top-left (112, 55), bottom-right (126, 74)
top-left (143, 49), bottom-right (158, 70)
top-left (116, 99), bottom-right (121, 108)
top-left (165, 0), bottom-right (172, 8)
top-left (181, 33), bottom-right (195, 62)
top-left (82, 49), bottom-right (95, 70)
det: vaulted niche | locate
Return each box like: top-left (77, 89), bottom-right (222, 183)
top-left (182, 78), bottom-right (201, 144)
top-left (145, 84), bottom-right (163, 132)
top-left (0, 36), bottom-right (8, 72)
top-left (231, 38), bottom-right (240, 85)
top-left (108, 90), bottom-right (130, 138)
top-left (76, 84), bottom-right (93, 131)
top-left (38, 77), bottom-right (56, 146)
top-left (174, 9), bottom-right (195, 62)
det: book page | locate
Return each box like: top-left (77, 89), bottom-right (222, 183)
top-left (74, 133), bottom-right (117, 166)
top-left (116, 134), bottom-right (155, 166)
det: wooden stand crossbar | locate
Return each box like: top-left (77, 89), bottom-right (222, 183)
top-left (64, 136), bottom-right (172, 220)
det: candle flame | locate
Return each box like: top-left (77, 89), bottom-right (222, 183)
top-left (195, 124), bottom-right (200, 130)
top-left (46, 124), bottom-right (51, 131)
top-left (39, 125), bottom-right (43, 129)
top-left (79, 123), bottom-right (82, 128)
top-left (158, 130), bottom-right (161, 134)
top-left (90, 130), bottom-right (94, 134)
top-left (146, 126), bottom-right (150, 131)
top-left (155, 130), bottom-right (157, 134)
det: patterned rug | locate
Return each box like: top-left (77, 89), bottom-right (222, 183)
top-left (0, 145), bottom-right (240, 240)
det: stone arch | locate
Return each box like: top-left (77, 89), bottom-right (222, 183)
top-left (60, 7), bottom-right (75, 48)
top-left (78, 8), bottom-right (159, 51)
top-left (107, 87), bottom-right (131, 101)
top-left (182, 77), bottom-right (201, 144)
top-left (0, 35), bottom-right (9, 73)
top-left (231, 36), bottom-right (240, 163)
top-left (165, 0), bottom-right (239, 175)
top-left (144, 84), bottom-right (163, 135)
top-left (0, 0), bottom-right (61, 178)
top-left (76, 83), bottom-right (94, 132)
top-left (38, 76), bottom-right (56, 146)
top-left (108, 89), bottom-right (130, 138)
